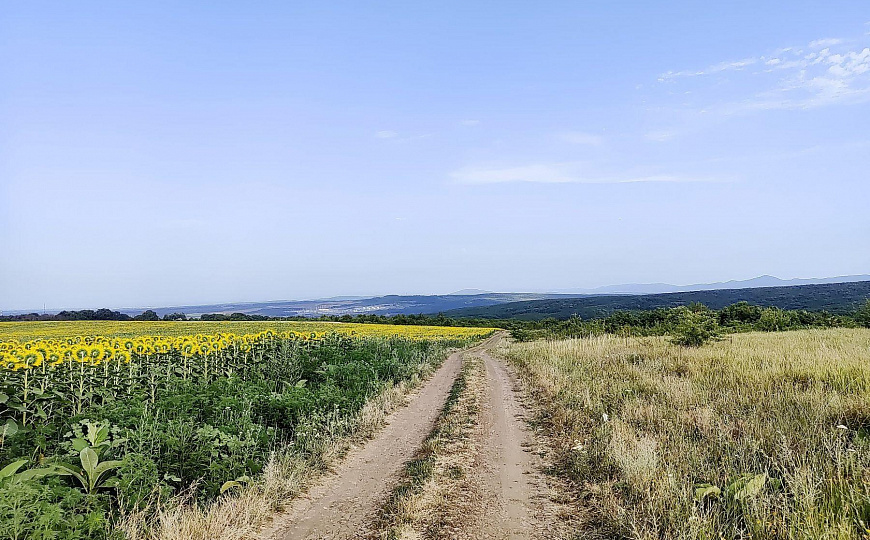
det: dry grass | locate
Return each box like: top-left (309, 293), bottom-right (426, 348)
top-left (499, 328), bottom-right (870, 539)
top-left (117, 356), bottom-right (440, 540)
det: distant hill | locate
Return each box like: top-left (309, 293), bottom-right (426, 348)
top-left (10, 275), bottom-right (867, 319)
top-left (110, 292), bottom-right (583, 319)
top-left (551, 274), bottom-right (870, 295)
top-left (448, 288), bottom-right (493, 296)
top-left (444, 280), bottom-right (870, 320)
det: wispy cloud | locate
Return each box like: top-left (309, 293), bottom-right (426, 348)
top-left (375, 130), bottom-right (398, 139)
top-left (658, 58), bottom-right (757, 81)
top-left (460, 119), bottom-right (480, 126)
top-left (451, 164), bottom-right (710, 185)
top-left (657, 31), bottom-right (870, 111)
top-left (559, 131), bottom-right (603, 145)
top-left (809, 38), bottom-right (843, 49)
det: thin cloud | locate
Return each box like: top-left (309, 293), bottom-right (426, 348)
top-left (659, 57), bottom-right (757, 81)
top-left (656, 30), bottom-right (870, 111)
top-left (460, 119), bottom-right (480, 126)
top-left (451, 164), bottom-right (709, 185)
top-left (375, 130), bottom-right (398, 139)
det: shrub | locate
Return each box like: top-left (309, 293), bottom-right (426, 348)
top-left (856, 299), bottom-right (870, 328)
top-left (757, 307), bottom-right (793, 331)
top-left (671, 308), bottom-right (720, 347)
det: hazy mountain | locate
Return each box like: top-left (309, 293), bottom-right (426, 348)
top-left (11, 275), bottom-right (867, 319)
top-left (448, 289), bottom-right (493, 295)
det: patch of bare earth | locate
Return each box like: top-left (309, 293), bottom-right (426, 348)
top-left (462, 348), bottom-right (579, 540)
top-left (369, 348), bottom-right (485, 540)
top-left (374, 335), bottom-right (581, 540)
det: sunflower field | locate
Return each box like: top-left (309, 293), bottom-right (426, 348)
top-left (0, 323), bottom-right (494, 539)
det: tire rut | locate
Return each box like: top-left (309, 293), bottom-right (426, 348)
top-left (461, 348), bottom-right (557, 539)
top-left (257, 335), bottom-right (501, 540)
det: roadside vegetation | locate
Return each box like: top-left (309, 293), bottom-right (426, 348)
top-left (0, 324), bottom-right (493, 539)
top-left (506, 300), bottom-right (870, 342)
top-left (500, 328), bottom-right (870, 539)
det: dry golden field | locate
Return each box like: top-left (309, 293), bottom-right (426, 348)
top-left (500, 328), bottom-right (870, 539)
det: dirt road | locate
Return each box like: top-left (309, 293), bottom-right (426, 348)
top-left (258, 332), bottom-right (567, 540)
top-left (258, 335), bottom-right (503, 540)
top-left (462, 347), bottom-right (556, 539)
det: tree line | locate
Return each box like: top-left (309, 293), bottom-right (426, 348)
top-left (3, 300), bottom-right (870, 345)
top-left (1, 308), bottom-right (161, 322)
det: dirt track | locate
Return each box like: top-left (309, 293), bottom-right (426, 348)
top-left (259, 333), bottom-right (563, 540)
top-left (462, 348), bottom-right (555, 539)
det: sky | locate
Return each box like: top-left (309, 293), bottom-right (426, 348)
top-left (2, 1), bottom-right (869, 311)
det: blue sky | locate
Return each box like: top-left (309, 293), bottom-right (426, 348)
top-left (2, 2), bottom-right (869, 311)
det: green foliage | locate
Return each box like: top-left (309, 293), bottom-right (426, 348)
top-left (757, 307), bottom-right (789, 331)
top-left (46, 447), bottom-right (123, 495)
top-left (0, 478), bottom-right (112, 540)
top-left (219, 474), bottom-right (251, 495)
top-left (133, 310), bottom-right (159, 321)
top-left (0, 459), bottom-right (65, 486)
top-left (446, 280), bottom-right (870, 320)
top-left (488, 299), bottom-right (862, 342)
top-left (66, 420), bottom-right (120, 457)
top-left (856, 299), bottom-right (870, 328)
top-left (0, 334), bottom-right (455, 537)
top-left (671, 307), bottom-right (720, 347)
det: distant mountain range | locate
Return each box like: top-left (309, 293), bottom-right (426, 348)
top-left (7, 275), bottom-right (868, 319)
top-left (120, 275), bottom-right (870, 318)
top-left (444, 280), bottom-right (870, 320)
top-left (550, 274), bottom-right (870, 295)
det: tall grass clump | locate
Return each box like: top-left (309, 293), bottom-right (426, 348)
top-left (500, 328), bottom-right (870, 539)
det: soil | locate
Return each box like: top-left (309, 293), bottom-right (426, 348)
top-left (258, 333), bottom-right (571, 540)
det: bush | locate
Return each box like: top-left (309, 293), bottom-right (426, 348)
top-left (757, 307), bottom-right (793, 331)
top-left (671, 308), bottom-right (720, 347)
top-left (856, 299), bottom-right (870, 328)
